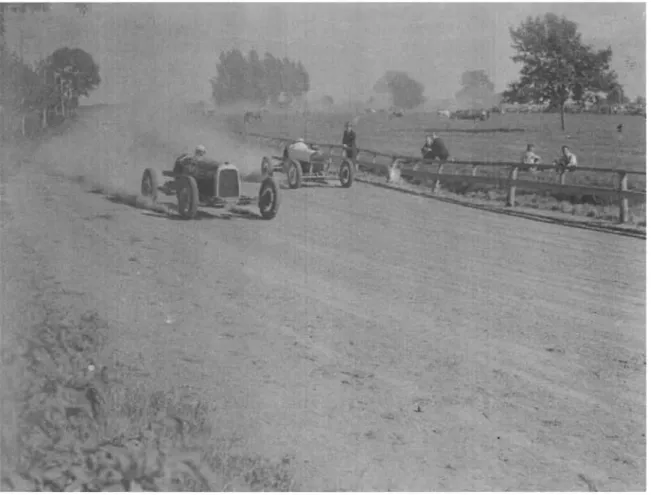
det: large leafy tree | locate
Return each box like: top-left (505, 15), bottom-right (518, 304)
top-left (45, 47), bottom-right (101, 97)
top-left (502, 13), bottom-right (619, 130)
top-left (455, 69), bottom-right (498, 109)
top-left (374, 71), bottom-right (425, 110)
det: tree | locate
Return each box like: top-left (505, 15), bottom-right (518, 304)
top-left (211, 49), bottom-right (310, 107)
top-left (502, 13), bottom-right (620, 130)
top-left (45, 47), bottom-right (100, 97)
top-left (374, 71), bottom-right (425, 110)
top-left (455, 69), bottom-right (498, 109)
top-left (606, 84), bottom-right (625, 105)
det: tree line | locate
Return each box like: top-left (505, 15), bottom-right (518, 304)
top-left (211, 49), bottom-right (310, 107)
top-left (1, 3), bottom-right (98, 139)
top-left (368, 12), bottom-right (641, 131)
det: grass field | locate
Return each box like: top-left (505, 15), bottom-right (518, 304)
top-left (238, 110), bottom-right (646, 224)
top-left (240, 110), bottom-right (646, 173)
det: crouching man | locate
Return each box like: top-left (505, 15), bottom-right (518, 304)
top-left (421, 132), bottom-right (450, 162)
top-left (554, 145), bottom-right (578, 174)
top-left (521, 144), bottom-right (542, 172)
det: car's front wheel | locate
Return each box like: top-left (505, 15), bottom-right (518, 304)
top-left (176, 176), bottom-right (199, 219)
top-left (258, 177), bottom-right (280, 220)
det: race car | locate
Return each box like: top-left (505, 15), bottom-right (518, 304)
top-left (140, 151), bottom-right (280, 220)
top-left (260, 139), bottom-right (355, 189)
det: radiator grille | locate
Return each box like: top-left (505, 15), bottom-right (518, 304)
top-left (218, 169), bottom-right (240, 198)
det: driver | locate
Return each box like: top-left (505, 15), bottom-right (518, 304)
top-left (174, 145), bottom-right (206, 174)
top-left (289, 138), bottom-right (311, 153)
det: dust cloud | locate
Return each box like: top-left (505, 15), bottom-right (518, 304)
top-left (20, 4), bottom-right (275, 194)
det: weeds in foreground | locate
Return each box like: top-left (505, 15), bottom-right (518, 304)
top-left (1, 309), bottom-right (296, 491)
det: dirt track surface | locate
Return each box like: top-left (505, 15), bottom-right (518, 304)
top-left (2, 117), bottom-right (645, 490)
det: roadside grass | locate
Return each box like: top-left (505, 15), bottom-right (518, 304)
top-left (1, 306), bottom-right (297, 491)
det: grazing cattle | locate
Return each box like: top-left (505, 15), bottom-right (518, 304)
top-left (450, 109), bottom-right (490, 123)
top-left (244, 110), bottom-right (263, 124)
top-left (437, 110), bottom-right (451, 119)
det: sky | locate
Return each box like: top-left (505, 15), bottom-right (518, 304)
top-left (7, 3), bottom-right (646, 106)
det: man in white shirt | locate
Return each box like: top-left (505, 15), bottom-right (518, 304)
top-left (554, 145), bottom-right (578, 173)
top-left (521, 144), bottom-right (542, 172)
top-left (289, 138), bottom-right (311, 152)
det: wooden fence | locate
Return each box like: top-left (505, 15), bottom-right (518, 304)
top-left (241, 131), bottom-right (646, 224)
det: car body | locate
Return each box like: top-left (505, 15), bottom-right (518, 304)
top-left (140, 155), bottom-right (280, 220)
top-left (260, 140), bottom-right (356, 190)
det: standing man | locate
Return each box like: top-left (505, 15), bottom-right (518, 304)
top-left (342, 121), bottom-right (357, 161)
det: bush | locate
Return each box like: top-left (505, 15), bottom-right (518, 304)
top-left (0, 311), bottom-right (224, 491)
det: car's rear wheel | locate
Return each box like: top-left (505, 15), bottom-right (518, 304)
top-left (287, 160), bottom-right (302, 189)
top-left (176, 176), bottom-right (199, 219)
top-left (339, 158), bottom-right (355, 188)
top-left (258, 177), bottom-right (280, 220)
top-left (141, 168), bottom-right (159, 201)
top-left (261, 156), bottom-right (273, 178)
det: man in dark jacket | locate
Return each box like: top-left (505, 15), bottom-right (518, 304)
top-left (173, 145), bottom-right (206, 174)
top-left (342, 122), bottom-right (357, 160)
top-left (421, 132), bottom-right (450, 161)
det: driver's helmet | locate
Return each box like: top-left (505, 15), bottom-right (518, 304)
top-left (194, 145), bottom-right (206, 157)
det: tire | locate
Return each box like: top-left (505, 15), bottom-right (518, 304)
top-left (339, 158), bottom-right (355, 188)
top-left (287, 159), bottom-right (302, 189)
top-left (258, 177), bottom-right (280, 220)
top-left (141, 168), bottom-right (160, 201)
top-left (261, 156), bottom-right (273, 178)
top-left (176, 175), bottom-right (199, 220)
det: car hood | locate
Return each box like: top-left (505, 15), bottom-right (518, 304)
top-left (194, 157), bottom-right (223, 170)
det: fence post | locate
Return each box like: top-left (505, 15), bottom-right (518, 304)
top-left (432, 163), bottom-right (444, 192)
top-left (559, 170), bottom-right (567, 185)
top-left (506, 166), bottom-right (518, 206)
top-left (618, 171), bottom-right (629, 223)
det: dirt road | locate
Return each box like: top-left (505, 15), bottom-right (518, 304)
top-left (1, 115), bottom-right (645, 490)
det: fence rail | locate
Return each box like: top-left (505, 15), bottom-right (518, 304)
top-left (240, 132), bottom-right (646, 224)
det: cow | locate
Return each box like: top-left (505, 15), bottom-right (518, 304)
top-left (244, 110), bottom-right (263, 124)
top-left (437, 110), bottom-right (451, 119)
top-left (389, 109), bottom-right (405, 119)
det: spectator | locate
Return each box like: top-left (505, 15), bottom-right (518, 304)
top-left (342, 121), bottom-right (357, 160)
top-left (421, 132), bottom-right (450, 161)
top-left (521, 143), bottom-right (541, 172)
top-left (554, 145), bottom-right (578, 173)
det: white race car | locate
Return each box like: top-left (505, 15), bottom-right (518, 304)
top-left (260, 140), bottom-right (355, 189)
